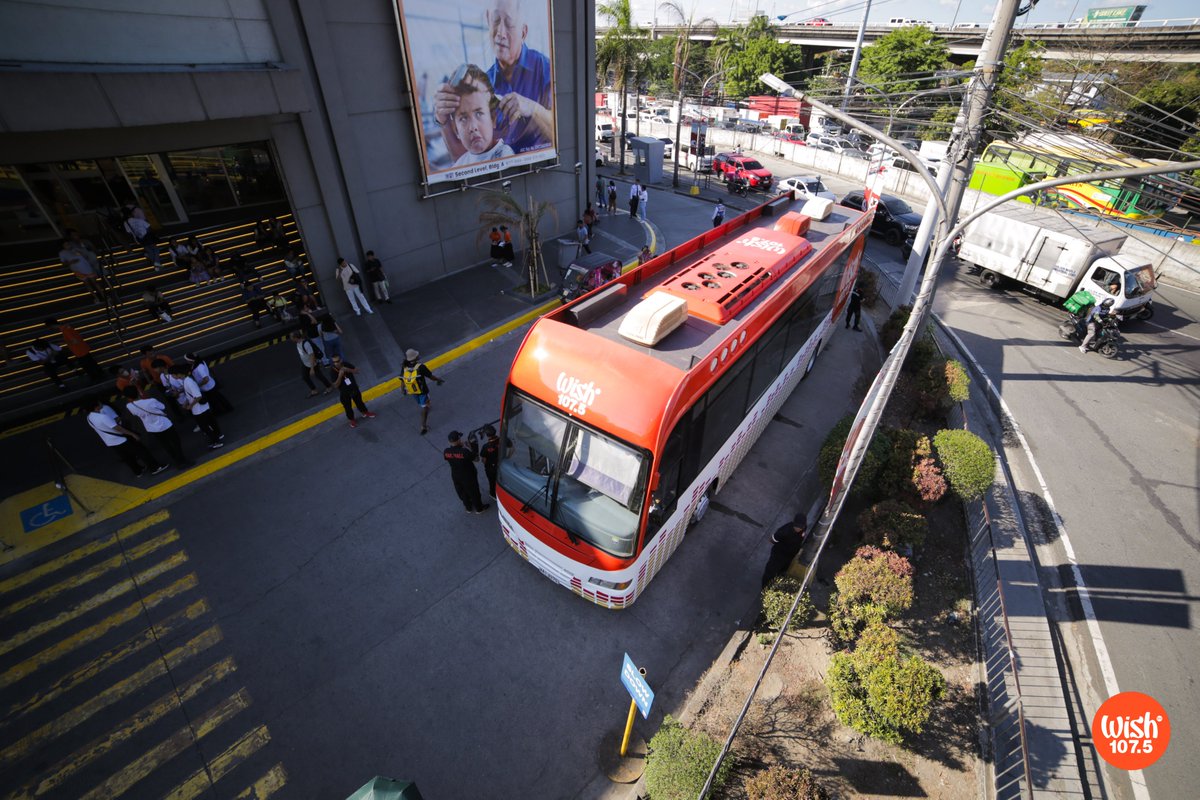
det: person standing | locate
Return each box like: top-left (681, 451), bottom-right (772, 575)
top-left (297, 297), bottom-right (327, 366)
top-left (319, 313), bottom-right (344, 362)
top-left (444, 431), bottom-right (489, 514)
top-left (185, 352), bottom-right (232, 414)
top-left (364, 250), bottom-right (392, 304)
top-left (760, 514), bottom-right (808, 589)
top-left (638, 245), bottom-right (652, 266)
top-left (499, 226), bottom-right (514, 266)
top-left (123, 385), bottom-right (191, 468)
top-left (123, 206), bottom-right (163, 271)
top-left (582, 203), bottom-right (598, 236)
top-left (59, 236), bottom-right (105, 304)
top-left (241, 279), bottom-right (267, 328)
top-left (606, 180), bottom-right (618, 216)
top-left (489, 227), bottom-right (503, 265)
top-left (595, 175), bottom-right (605, 209)
top-left (845, 283), bottom-right (863, 331)
top-left (335, 257), bottom-right (373, 316)
top-left (45, 318), bottom-right (104, 381)
top-left (712, 201), bottom-right (725, 228)
top-left (330, 355), bottom-right (376, 428)
top-left (291, 331), bottom-right (332, 397)
top-left (172, 365), bottom-right (223, 449)
top-left (628, 180), bottom-right (641, 219)
top-left (401, 348), bottom-right (443, 435)
top-left (575, 219), bottom-right (591, 256)
top-left (479, 424), bottom-right (506, 498)
top-left (86, 397), bottom-right (167, 477)
top-left (639, 184), bottom-right (649, 221)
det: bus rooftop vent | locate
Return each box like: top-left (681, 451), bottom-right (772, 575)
top-left (801, 197), bottom-right (835, 220)
top-left (774, 211), bottom-right (811, 236)
top-left (618, 291), bottom-right (690, 346)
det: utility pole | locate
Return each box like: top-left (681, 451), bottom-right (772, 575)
top-left (896, 0), bottom-right (1024, 305)
top-left (840, 0), bottom-right (873, 112)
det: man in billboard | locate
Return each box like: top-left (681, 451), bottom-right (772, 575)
top-left (434, 0), bottom-right (553, 160)
top-left (449, 65), bottom-right (515, 166)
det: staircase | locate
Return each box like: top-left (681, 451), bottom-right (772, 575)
top-left (0, 213), bottom-right (316, 425)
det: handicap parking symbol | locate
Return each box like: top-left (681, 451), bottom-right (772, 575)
top-left (19, 495), bottom-right (74, 533)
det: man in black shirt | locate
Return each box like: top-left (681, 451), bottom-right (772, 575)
top-left (760, 514), bottom-right (808, 589)
top-left (330, 356), bottom-right (376, 428)
top-left (444, 431), bottom-right (489, 514)
top-left (479, 424), bottom-right (505, 498)
top-left (364, 249), bottom-right (391, 304)
top-left (845, 283), bottom-right (863, 331)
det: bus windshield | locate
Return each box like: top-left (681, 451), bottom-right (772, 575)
top-left (498, 391), bottom-right (648, 557)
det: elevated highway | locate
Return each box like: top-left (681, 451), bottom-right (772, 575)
top-left (601, 19), bottom-right (1200, 64)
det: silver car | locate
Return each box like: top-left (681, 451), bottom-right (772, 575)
top-left (777, 175), bottom-right (836, 201)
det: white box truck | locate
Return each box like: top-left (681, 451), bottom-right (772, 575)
top-left (958, 204), bottom-right (1156, 319)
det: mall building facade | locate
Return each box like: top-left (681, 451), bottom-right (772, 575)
top-left (0, 0), bottom-right (594, 302)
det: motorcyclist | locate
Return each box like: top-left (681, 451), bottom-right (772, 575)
top-left (1079, 298), bottom-right (1115, 354)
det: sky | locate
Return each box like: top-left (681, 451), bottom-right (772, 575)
top-left (629, 0), bottom-right (1199, 27)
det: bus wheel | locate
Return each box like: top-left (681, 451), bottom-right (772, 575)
top-left (981, 270), bottom-right (1002, 289)
top-left (801, 339), bottom-right (823, 379)
top-left (690, 484), bottom-right (715, 527)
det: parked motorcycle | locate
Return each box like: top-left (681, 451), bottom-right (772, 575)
top-left (1058, 312), bottom-right (1123, 358)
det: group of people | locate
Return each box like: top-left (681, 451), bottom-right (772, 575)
top-left (488, 227), bottom-right (515, 267)
top-left (442, 425), bottom-right (508, 515)
top-left (333, 252), bottom-right (392, 316)
top-left (86, 344), bottom-right (233, 477)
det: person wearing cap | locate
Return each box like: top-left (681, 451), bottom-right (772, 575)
top-left (444, 430), bottom-right (489, 514)
top-left (760, 514), bottom-right (808, 589)
top-left (479, 424), bottom-right (511, 498)
top-left (401, 348), bottom-right (444, 435)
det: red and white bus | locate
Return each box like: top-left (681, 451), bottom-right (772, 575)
top-left (495, 196), bottom-right (872, 608)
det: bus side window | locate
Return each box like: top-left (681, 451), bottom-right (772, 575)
top-left (747, 324), bottom-right (789, 406)
top-left (647, 425), bottom-right (684, 539)
top-left (699, 358), bottom-right (754, 467)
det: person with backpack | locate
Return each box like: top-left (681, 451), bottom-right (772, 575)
top-left (401, 348), bottom-right (443, 435)
top-left (292, 330), bottom-right (332, 397)
top-left (335, 257), bottom-right (373, 316)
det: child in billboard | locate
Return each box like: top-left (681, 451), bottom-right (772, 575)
top-left (449, 64), bottom-right (515, 167)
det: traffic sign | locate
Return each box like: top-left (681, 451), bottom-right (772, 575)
top-left (621, 653), bottom-right (654, 719)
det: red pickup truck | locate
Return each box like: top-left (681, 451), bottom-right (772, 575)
top-left (713, 153), bottom-right (774, 190)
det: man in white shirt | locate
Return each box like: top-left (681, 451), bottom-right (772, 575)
top-left (170, 365), bottom-right (224, 449)
top-left (291, 330), bottom-right (333, 397)
top-left (26, 339), bottom-right (69, 390)
top-left (87, 399), bottom-right (166, 477)
top-left (122, 386), bottom-right (190, 467)
top-left (335, 257), bottom-right (374, 316)
top-left (184, 352), bottom-right (232, 414)
top-left (123, 207), bottom-right (163, 271)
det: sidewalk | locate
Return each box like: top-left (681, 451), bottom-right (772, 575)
top-left (0, 184), bottom-right (721, 556)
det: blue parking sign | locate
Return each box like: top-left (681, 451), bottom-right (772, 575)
top-left (621, 653), bottom-right (654, 719)
top-left (20, 494), bottom-right (74, 533)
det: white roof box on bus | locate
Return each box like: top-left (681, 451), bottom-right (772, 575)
top-left (618, 291), bottom-right (689, 346)
top-left (801, 196), bottom-right (835, 220)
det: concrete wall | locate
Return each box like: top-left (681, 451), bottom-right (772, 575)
top-left (0, 0), bottom-right (280, 65)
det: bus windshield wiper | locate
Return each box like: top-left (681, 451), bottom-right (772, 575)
top-left (520, 471), bottom-right (553, 514)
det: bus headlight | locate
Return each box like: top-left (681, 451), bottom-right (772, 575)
top-left (588, 576), bottom-right (632, 590)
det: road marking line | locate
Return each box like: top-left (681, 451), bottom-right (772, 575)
top-left (0, 412), bottom-right (65, 441)
top-left (0, 573), bottom-right (199, 690)
top-left (235, 764), bottom-right (288, 799)
top-left (79, 688), bottom-right (251, 800)
top-left (12, 656), bottom-right (236, 800)
top-left (937, 319), bottom-right (1150, 800)
top-left (163, 724), bottom-right (271, 800)
top-left (0, 550), bottom-right (188, 657)
top-left (1141, 320), bottom-right (1200, 342)
top-left (0, 626), bottom-right (224, 769)
top-left (1, 599), bottom-right (209, 725)
top-left (0, 530), bottom-right (179, 620)
top-left (0, 509), bottom-right (169, 595)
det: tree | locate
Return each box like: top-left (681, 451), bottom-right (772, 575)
top-left (856, 26), bottom-right (950, 97)
top-left (478, 192), bottom-right (556, 297)
top-left (658, 2), bottom-right (717, 94)
top-left (981, 39), bottom-right (1048, 140)
top-left (1110, 66), bottom-right (1200, 158)
top-left (921, 105), bottom-right (959, 141)
top-left (596, 0), bottom-right (647, 168)
top-left (723, 36), bottom-right (802, 99)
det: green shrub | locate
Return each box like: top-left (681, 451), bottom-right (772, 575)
top-left (855, 268), bottom-right (879, 309)
top-left (911, 457), bottom-right (948, 503)
top-left (944, 359), bottom-right (971, 403)
top-left (858, 500), bottom-right (929, 550)
top-left (854, 621), bottom-right (902, 663)
top-left (817, 415), bottom-right (891, 499)
top-left (645, 716), bottom-right (731, 800)
top-left (744, 765), bottom-right (829, 800)
top-left (932, 429), bottom-right (995, 501)
top-left (758, 577), bottom-right (815, 644)
top-left (902, 336), bottom-right (939, 376)
top-left (828, 547), bottom-right (914, 643)
top-left (879, 305), bottom-right (911, 351)
top-left (827, 650), bottom-right (946, 745)
top-left (876, 428), bottom-right (921, 500)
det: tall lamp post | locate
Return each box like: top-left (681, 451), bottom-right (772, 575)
top-left (841, 0), bottom-right (874, 111)
top-left (671, 66), bottom-right (726, 188)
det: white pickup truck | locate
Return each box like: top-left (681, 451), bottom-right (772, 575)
top-left (958, 204), bottom-right (1156, 320)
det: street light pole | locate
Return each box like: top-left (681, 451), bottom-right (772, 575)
top-left (672, 66), bottom-right (726, 188)
top-left (841, 0), bottom-right (873, 111)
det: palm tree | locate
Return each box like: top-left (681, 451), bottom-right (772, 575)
top-left (658, 1), bottom-right (716, 95)
top-left (479, 191), bottom-right (557, 297)
top-left (597, 0), bottom-right (646, 171)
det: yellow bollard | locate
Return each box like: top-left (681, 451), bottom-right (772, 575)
top-left (619, 697), bottom-right (638, 757)
top-left (689, 185), bottom-right (700, 196)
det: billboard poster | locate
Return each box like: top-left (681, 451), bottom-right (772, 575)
top-left (394, 0), bottom-right (558, 185)
top-left (1082, 5), bottom-right (1146, 25)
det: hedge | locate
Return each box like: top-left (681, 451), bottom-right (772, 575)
top-left (645, 716), bottom-right (731, 800)
top-left (932, 428), bottom-right (995, 501)
top-left (744, 765), bottom-right (829, 800)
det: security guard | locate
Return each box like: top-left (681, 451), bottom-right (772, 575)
top-left (480, 425), bottom-right (501, 498)
top-left (444, 431), bottom-right (489, 514)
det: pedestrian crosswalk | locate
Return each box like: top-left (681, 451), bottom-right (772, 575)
top-left (0, 510), bottom-right (287, 798)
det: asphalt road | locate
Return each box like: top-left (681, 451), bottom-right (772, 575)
top-left (0, 192), bottom-right (883, 798)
